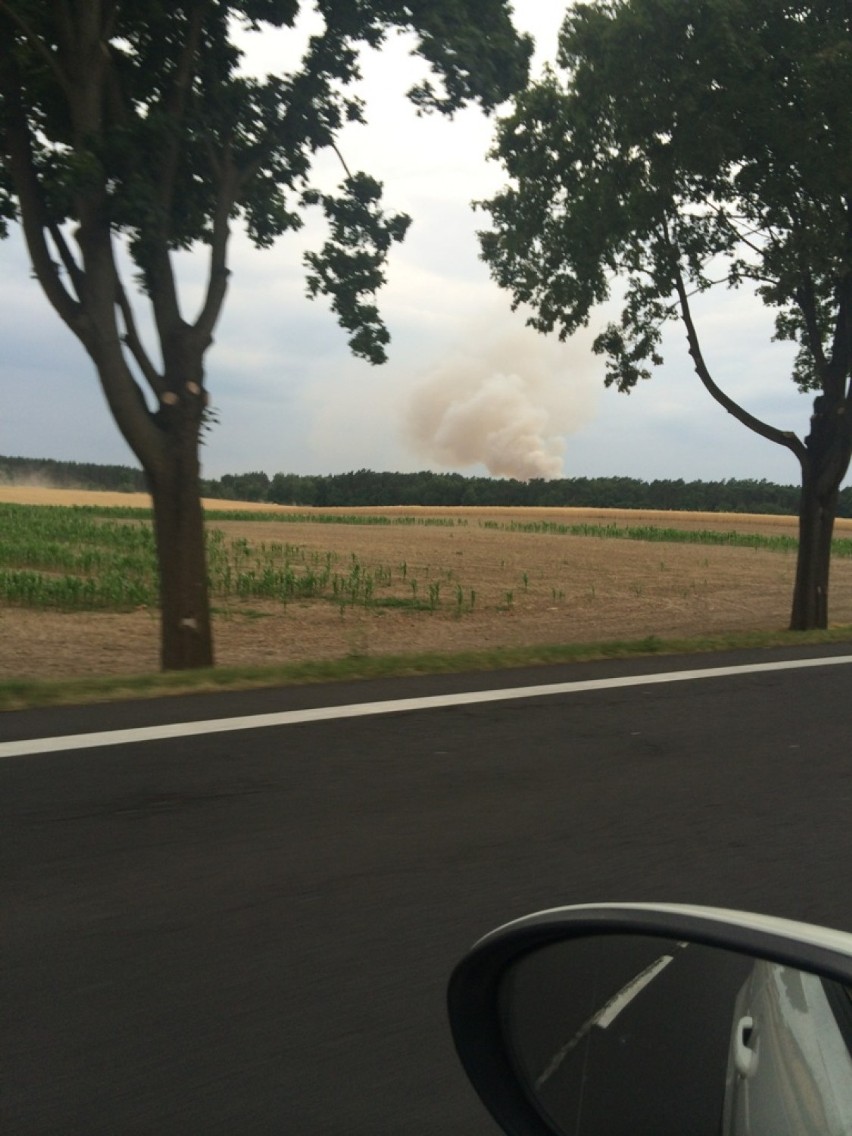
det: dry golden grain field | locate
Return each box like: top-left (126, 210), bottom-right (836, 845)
top-left (1, 485), bottom-right (851, 680)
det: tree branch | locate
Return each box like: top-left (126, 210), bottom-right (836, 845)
top-left (100, 1), bottom-right (119, 43)
top-left (0, 0), bottom-right (72, 96)
top-left (710, 204), bottom-right (767, 258)
top-left (234, 29), bottom-right (348, 190)
top-left (146, 244), bottom-right (186, 351)
top-left (52, 0), bottom-right (74, 57)
top-left (827, 273), bottom-right (852, 406)
top-left (794, 268), bottom-right (829, 378)
top-left (101, 43), bottom-right (133, 131)
top-left (47, 222), bottom-right (85, 300)
top-left (203, 133), bottom-right (224, 179)
top-left (114, 278), bottom-right (166, 396)
top-left (139, 4), bottom-right (212, 345)
top-left (668, 238), bottom-right (807, 462)
top-left (332, 142), bottom-right (353, 180)
top-left (1, 58), bottom-right (83, 332)
top-left (831, 199), bottom-right (852, 410)
top-left (156, 2), bottom-right (208, 214)
top-left (194, 169), bottom-right (235, 344)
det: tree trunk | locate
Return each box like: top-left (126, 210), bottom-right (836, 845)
top-left (147, 416), bottom-right (214, 670)
top-left (789, 397), bottom-right (852, 631)
top-left (789, 474), bottom-right (836, 630)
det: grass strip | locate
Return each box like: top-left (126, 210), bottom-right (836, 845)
top-left (1, 625), bottom-right (850, 712)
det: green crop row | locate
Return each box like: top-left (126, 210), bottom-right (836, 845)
top-left (0, 503), bottom-right (155, 545)
top-left (479, 518), bottom-right (852, 557)
top-left (0, 539), bottom-right (156, 576)
top-left (203, 511), bottom-right (463, 527)
top-left (0, 569), bottom-right (155, 609)
top-left (0, 502), bottom-right (464, 527)
top-left (0, 504), bottom-right (448, 611)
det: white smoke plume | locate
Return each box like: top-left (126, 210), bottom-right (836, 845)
top-left (406, 327), bottom-right (598, 480)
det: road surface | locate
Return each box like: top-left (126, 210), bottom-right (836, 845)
top-left (3, 645), bottom-right (851, 1134)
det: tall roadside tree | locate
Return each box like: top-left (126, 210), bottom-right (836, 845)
top-left (478, 0), bottom-right (851, 629)
top-left (0, 2), bottom-right (531, 669)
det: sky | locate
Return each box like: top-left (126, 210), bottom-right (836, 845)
top-left (0, 1), bottom-right (833, 488)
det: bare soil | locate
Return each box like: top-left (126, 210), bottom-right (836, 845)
top-left (2, 487), bottom-right (851, 680)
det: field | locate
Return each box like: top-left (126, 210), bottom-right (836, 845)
top-left (1, 485), bottom-right (851, 682)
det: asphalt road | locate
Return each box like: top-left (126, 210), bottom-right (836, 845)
top-left (3, 646), bottom-right (852, 1134)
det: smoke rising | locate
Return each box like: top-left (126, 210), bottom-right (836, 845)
top-left (406, 328), bottom-right (598, 480)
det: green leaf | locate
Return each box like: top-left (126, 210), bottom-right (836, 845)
top-left (303, 173), bottom-right (411, 364)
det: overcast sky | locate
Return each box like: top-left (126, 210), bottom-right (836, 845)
top-left (0, 1), bottom-right (832, 488)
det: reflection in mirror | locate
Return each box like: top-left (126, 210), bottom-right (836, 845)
top-left (499, 934), bottom-right (852, 1136)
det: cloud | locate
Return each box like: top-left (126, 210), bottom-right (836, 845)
top-left (405, 322), bottom-right (599, 480)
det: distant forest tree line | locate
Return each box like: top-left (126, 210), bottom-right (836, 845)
top-left (3, 454), bottom-right (851, 516)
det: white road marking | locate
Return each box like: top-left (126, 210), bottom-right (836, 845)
top-left (535, 942), bottom-right (691, 1090)
top-left (594, 954), bottom-right (676, 1029)
top-left (2, 654), bottom-right (850, 759)
top-left (534, 953), bottom-right (677, 1089)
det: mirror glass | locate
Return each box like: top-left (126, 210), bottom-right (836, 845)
top-left (499, 933), bottom-right (852, 1136)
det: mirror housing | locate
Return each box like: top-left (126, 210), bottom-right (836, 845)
top-left (448, 904), bottom-right (852, 1136)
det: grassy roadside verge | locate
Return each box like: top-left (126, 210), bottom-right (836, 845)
top-left (2, 625), bottom-right (850, 712)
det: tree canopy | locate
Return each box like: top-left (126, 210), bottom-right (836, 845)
top-left (478, 0), bottom-right (852, 627)
top-left (0, 1), bottom-right (532, 373)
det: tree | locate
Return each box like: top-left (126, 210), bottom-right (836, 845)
top-left (219, 470), bottom-right (270, 502)
top-left (0, 2), bottom-right (531, 668)
top-left (478, 0), bottom-right (851, 629)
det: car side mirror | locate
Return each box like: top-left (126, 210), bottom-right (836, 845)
top-left (448, 904), bottom-right (852, 1136)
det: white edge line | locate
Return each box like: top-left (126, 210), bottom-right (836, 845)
top-left (535, 951), bottom-right (679, 1088)
top-left (2, 654), bottom-right (851, 759)
top-left (594, 953), bottom-right (675, 1029)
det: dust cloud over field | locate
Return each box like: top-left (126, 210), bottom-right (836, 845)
top-left (1, 486), bottom-right (850, 681)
